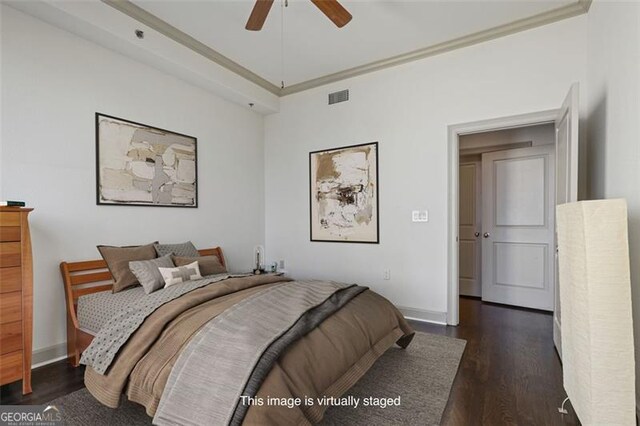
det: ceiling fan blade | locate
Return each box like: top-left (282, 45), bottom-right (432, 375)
top-left (310, 0), bottom-right (352, 28)
top-left (246, 0), bottom-right (275, 31)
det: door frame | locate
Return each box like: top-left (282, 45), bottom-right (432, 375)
top-left (458, 159), bottom-right (482, 297)
top-left (447, 109), bottom-right (559, 325)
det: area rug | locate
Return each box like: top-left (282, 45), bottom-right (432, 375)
top-left (48, 332), bottom-right (465, 426)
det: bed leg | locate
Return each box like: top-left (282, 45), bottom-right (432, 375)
top-left (67, 318), bottom-right (79, 367)
top-left (68, 353), bottom-right (80, 367)
top-left (67, 340), bottom-right (80, 367)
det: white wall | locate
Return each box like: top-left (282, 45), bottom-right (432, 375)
top-left (585, 0), bottom-right (640, 412)
top-left (0, 4), bottom-right (4, 199)
top-left (1, 5), bottom-right (265, 359)
top-left (265, 16), bottom-right (587, 321)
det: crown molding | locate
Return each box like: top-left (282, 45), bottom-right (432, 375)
top-left (103, 0), bottom-right (591, 98)
top-left (101, 0), bottom-right (281, 96)
top-left (280, 0), bottom-right (591, 95)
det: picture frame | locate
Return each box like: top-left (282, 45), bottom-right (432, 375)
top-left (309, 142), bottom-right (379, 243)
top-left (95, 113), bottom-right (198, 208)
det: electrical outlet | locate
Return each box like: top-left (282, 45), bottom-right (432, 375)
top-left (412, 210), bottom-right (429, 222)
top-left (383, 269), bottom-right (391, 280)
top-left (279, 260), bottom-right (285, 269)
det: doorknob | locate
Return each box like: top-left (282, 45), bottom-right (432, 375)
top-left (483, 232), bottom-right (490, 238)
top-left (474, 232), bottom-right (480, 237)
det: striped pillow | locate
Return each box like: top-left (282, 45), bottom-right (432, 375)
top-left (129, 254), bottom-right (175, 294)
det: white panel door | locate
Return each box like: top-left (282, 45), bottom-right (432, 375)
top-left (553, 83), bottom-right (579, 359)
top-left (459, 162), bottom-right (481, 297)
top-left (481, 145), bottom-right (555, 310)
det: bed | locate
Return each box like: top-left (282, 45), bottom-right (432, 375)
top-left (60, 247), bottom-right (414, 425)
top-left (61, 248), bottom-right (226, 365)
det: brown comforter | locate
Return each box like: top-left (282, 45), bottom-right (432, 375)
top-left (84, 274), bottom-right (414, 425)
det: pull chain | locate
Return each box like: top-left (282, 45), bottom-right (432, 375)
top-left (280, 0), bottom-right (287, 89)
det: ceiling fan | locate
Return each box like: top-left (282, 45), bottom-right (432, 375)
top-left (246, 0), bottom-right (352, 31)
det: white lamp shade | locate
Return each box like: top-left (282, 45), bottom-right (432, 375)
top-left (556, 199), bottom-right (635, 425)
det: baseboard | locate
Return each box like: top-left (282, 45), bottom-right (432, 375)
top-left (31, 343), bottom-right (68, 369)
top-left (397, 306), bottom-right (447, 325)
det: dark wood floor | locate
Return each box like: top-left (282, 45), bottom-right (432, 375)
top-left (1, 297), bottom-right (579, 425)
top-left (416, 297), bottom-right (579, 425)
top-left (0, 358), bottom-right (85, 406)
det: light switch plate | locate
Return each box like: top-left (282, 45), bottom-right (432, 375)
top-left (412, 210), bottom-right (428, 222)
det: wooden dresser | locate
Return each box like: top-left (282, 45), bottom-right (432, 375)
top-left (0, 207), bottom-right (33, 394)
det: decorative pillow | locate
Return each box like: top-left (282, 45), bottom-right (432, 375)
top-left (172, 255), bottom-right (226, 277)
top-left (154, 241), bottom-right (200, 258)
top-left (159, 261), bottom-right (202, 288)
top-left (129, 255), bottom-right (175, 294)
top-left (97, 242), bottom-right (158, 293)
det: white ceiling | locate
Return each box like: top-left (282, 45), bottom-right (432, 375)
top-left (133, 0), bottom-right (574, 87)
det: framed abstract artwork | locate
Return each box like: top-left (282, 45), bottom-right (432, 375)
top-left (309, 142), bottom-right (379, 243)
top-left (96, 113), bottom-right (198, 207)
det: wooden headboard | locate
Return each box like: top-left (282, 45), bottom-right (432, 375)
top-left (60, 247), bottom-right (225, 304)
top-left (59, 247), bottom-right (225, 366)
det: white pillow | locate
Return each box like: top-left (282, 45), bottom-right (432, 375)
top-left (159, 261), bottom-right (202, 288)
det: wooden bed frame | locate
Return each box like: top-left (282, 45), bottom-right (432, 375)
top-left (59, 247), bottom-right (225, 367)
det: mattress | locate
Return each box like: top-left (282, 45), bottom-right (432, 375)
top-left (76, 273), bottom-right (233, 335)
top-left (77, 286), bottom-right (147, 335)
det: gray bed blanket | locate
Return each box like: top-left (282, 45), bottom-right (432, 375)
top-left (153, 280), bottom-right (356, 426)
top-left (229, 284), bottom-right (367, 426)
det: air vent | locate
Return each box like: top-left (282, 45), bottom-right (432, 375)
top-left (328, 89), bottom-right (349, 105)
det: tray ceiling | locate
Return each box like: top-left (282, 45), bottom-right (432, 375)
top-left (132, 0), bottom-right (578, 88)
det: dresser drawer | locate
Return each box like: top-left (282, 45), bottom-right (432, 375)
top-left (0, 213), bottom-right (20, 227)
top-left (0, 242), bottom-right (21, 267)
top-left (0, 267), bottom-right (22, 294)
top-left (0, 227), bottom-right (20, 242)
top-left (0, 321), bottom-right (22, 354)
top-left (0, 292), bottom-right (21, 324)
top-left (0, 350), bottom-right (22, 385)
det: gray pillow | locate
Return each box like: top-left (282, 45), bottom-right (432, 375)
top-left (154, 241), bottom-right (200, 258)
top-left (129, 254), bottom-right (175, 294)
